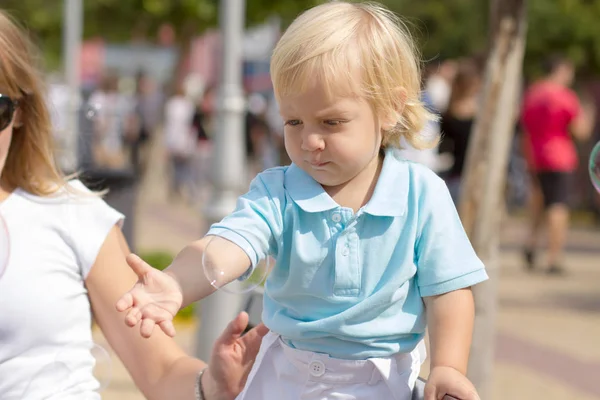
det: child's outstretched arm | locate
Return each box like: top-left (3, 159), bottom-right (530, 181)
top-left (116, 171), bottom-right (284, 339)
top-left (423, 289), bottom-right (480, 400)
top-left (116, 236), bottom-right (252, 338)
top-left (164, 236), bottom-right (252, 308)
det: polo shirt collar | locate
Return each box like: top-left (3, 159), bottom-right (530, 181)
top-left (285, 148), bottom-right (409, 216)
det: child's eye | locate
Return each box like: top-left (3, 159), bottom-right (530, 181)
top-left (324, 120), bottom-right (346, 126)
top-left (285, 120), bottom-right (301, 126)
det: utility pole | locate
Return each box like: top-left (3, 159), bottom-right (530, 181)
top-left (459, 1), bottom-right (528, 398)
top-left (195, 0), bottom-right (248, 360)
top-left (62, 0), bottom-right (83, 173)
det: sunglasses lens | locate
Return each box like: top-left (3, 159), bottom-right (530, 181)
top-left (0, 97), bottom-right (15, 131)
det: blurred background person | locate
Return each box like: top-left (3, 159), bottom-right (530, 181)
top-left (265, 96), bottom-right (291, 166)
top-left (520, 55), bottom-right (595, 274)
top-left (88, 72), bottom-right (133, 169)
top-left (245, 92), bottom-right (275, 180)
top-left (191, 84), bottom-right (216, 203)
top-left (425, 58), bottom-right (457, 115)
top-left (396, 64), bottom-right (443, 172)
top-left (163, 81), bottom-right (196, 203)
top-left (131, 70), bottom-right (163, 177)
top-left (438, 59), bottom-right (483, 204)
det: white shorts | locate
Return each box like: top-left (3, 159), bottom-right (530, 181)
top-left (236, 331), bottom-right (426, 400)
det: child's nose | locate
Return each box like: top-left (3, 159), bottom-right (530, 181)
top-left (301, 131), bottom-right (325, 152)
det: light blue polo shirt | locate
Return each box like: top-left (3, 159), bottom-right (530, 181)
top-left (207, 148), bottom-right (488, 359)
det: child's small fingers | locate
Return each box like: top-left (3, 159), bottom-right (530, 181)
top-left (140, 304), bottom-right (173, 322)
top-left (125, 307), bottom-right (141, 327)
top-left (140, 318), bottom-right (156, 338)
top-left (140, 305), bottom-right (176, 336)
top-left (116, 293), bottom-right (134, 312)
top-left (158, 320), bottom-right (177, 337)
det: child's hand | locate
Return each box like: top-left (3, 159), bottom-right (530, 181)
top-left (425, 366), bottom-right (480, 400)
top-left (115, 254), bottom-right (183, 338)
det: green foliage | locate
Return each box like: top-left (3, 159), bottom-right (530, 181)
top-left (382, 0), bottom-right (600, 79)
top-left (246, 0), bottom-right (324, 26)
top-left (139, 250), bottom-right (195, 321)
top-left (3, 0), bottom-right (221, 69)
top-left (139, 250), bottom-right (173, 271)
top-left (526, 0), bottom-right (600, 78)
top-left (387, 0), bottom-right (489, 63)
top-left (4, 0), bottom-right (600, 78)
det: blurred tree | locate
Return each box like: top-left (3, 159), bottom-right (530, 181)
top-left (388, 0), bottom-right (600, 78)
top-left (2, 0), bottom-right (318, 70)
top-left (3, 0), bottom-right (600, 77)
top-left (385, 0), bottom-right (489, 63)
top-left (459, 0), bottom-right (527, 397)
top-left (246, 0), bottom-right (324, 25)
top-left (526, 0), bottom-right (600, 78)
top-left (3, 0), bottom-right (220, 69)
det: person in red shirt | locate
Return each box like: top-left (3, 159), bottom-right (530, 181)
top-left (521, 55), bottom-right (595, 274)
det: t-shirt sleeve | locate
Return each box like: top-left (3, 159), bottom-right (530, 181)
top-left (564, 89), bottom-right (581, 122)
top-left (206, 170), bottom-right (285, 276)
top-left (66, 180), bottom-right (125, 278)
top-left (415, 175), bottom-right (488, 297)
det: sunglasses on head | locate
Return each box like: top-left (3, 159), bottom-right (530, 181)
top-left (0, 94), bottom-right (19, 132)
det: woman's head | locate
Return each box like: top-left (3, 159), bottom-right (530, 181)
top-left (0, 11), bottom-right (65, 196)
top-left (447, 59), bottom-right (482, 113)
top-left (270, 1), bottom-right (436, 152)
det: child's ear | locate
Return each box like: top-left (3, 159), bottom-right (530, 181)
top-left (381, 86), bottom-right (407, 130)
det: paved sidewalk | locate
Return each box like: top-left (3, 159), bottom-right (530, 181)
top-left (96, 139), bottom-right (600, 400)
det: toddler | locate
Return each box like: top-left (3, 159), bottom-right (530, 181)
top-left (117, 2), bottom-right (487, 399)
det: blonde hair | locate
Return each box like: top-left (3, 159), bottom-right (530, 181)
top-left (271, 1), bottom-right (438, 150)
top-left (0, 11), bottom-right (69, 196)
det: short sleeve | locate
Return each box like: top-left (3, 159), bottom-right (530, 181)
top-left (564, 89), bottom-right (581, 122)
top-left (65, 180), bottom-right (125, 278)
top-left (206, 169), bottom-right (285, 272)
top-left (415, 176), bottom-right (488, 297)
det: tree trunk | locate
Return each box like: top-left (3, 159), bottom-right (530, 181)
top-left (458, 0), bottom-right (527, 398)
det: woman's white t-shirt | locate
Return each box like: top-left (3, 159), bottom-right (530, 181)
top-left (0, 180), bottom-right (124, 399)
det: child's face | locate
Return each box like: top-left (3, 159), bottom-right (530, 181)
top-left (279, 81), bottom-right (384, 190)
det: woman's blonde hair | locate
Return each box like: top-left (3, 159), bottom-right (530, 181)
top-left (0, 11), bottom-right (69, 196)
top-left (270, 1), bottom-right (437, 150)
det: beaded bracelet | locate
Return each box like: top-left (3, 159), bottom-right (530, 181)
top-left (195, 367), bottom-right (208, 400)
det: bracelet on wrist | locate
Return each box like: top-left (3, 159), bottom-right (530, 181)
top-left (195, 367), bottom-right (208, 400)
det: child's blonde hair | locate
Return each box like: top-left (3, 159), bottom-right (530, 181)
top-left (271, 1), bottom-right (437, 150)
top-left (0, 11), bottom-right (68, 196)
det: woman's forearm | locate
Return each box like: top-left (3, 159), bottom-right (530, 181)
top-left (146, 356), bottom-right (206, 400)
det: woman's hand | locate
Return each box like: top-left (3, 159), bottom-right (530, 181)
top-left (202, 312), bottom-right (269, 400)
